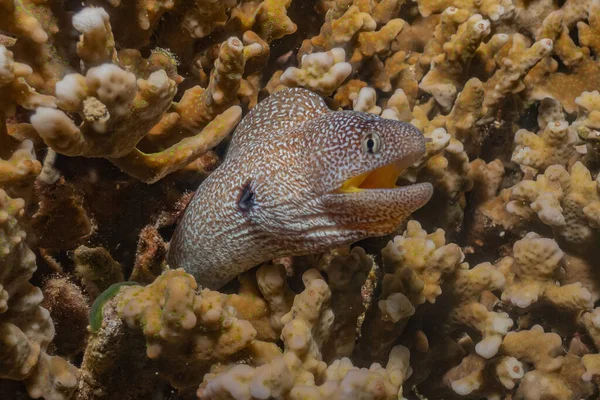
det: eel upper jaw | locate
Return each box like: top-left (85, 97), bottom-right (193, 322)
top-left (335, 148), bottom-right (425, 194)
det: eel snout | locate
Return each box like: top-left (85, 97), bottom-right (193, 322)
top-left (323, 116), bottom-right (433, 234)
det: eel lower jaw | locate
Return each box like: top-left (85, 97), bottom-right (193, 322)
top-left (322, 182), bottom-right (434, 235)
top-left (331, 157), bottom-right (433, 224)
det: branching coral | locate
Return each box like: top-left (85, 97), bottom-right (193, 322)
top-left (357, 221), bottom-right (471, 361)
top-left (281, 48), bottom-right (353, 96)
top-left (0, 189), bottom-right (79, 400)
top-left (420, 14), bottom-right (491, 110)
top-left (482, 35), bottom-right (554, 121)
top-left (497, 232), bottom-right (593, 310)
top-left (5, 1), bottom-right (600, 400)
top-left (506, 162), bottom-right (600, 249)
top-left (24, 8), bottom-right (271, 183)
top-left (198, 269), bottom-right (412, 400)
top-left (512, 119), bottom-right (578, 173)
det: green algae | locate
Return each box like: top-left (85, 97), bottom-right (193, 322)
top-left (89, 281), bottom-right (138, 333)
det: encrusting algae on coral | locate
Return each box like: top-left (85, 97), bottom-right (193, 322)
top-left (4, 0), bottom-right (600, 399)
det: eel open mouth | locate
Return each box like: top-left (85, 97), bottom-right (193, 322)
top-left (338, 161), bottom-right (411, 193)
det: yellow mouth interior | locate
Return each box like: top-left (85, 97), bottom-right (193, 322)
top-left (338, 163), bottom-right (404, 193)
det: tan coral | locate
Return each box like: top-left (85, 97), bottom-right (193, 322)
top-left (0, 189), bottom-right (79, 400)
top-left (31, 63), bottom-right (176, 158)
top-left (0, 0), bottom-right (48, 44)
top-left (536, 10), bottom-right (585, 67)
top-left (515, 354), bottom-right (594, 400)
top-left (530, 57), bottom-right (600, 114)
top-left (507, 162), bottom-right (600, 247)
top-left (444, 353), bottom-right (524, 397)
top-left (482, 35), bottom-right (553, 121)
top-left (352, 86), bottom-right (382, 114)
top-left (582, 353), bottom-right (600, 382)
top-left (30, 33), bottom-right (251, 183)
top-left (497, 233), bottom-right (593, 310)
top-left (420, 7), bottom-right (471, 70)
top-left (0, 137), bottom-right (41, 199)
top-left (298, 5), bottom-right (376, 59)
top-left (72, 7), bottom-right (117, 68)
top-left (281, 48), bottom-right (353, 96)
top-left (414, 0), bottom-right (512, 21)
top-left (382, 220), bottom-right (465, 306)
top-left (198, 344), bottom-right (412, 400)
top-left (381, 88), bottom-right (412, 121)
top-left (256, 262), bottom-right (295, 332)
top-left (181, 0), bottom-right (237, 40)
top-left (419, 14), bottom-right (491, 110)
top-left (118, 269), bottom-right (257, 361)
top-left (311, 247), bottom-right (374, 360)
top-left (577, 0), bottom-right (600, 55)
top-left (198, 269), bottom-right (411, 399)
top-left (445, 262), bottom-right (513, 359)
top-left (334, 79), bottom-right (368, 108)
top-left (349, 18), bottom-right (406, 66)
top-left (511, 119), bottom-right (578, 173)
top-left (574, 90), bottom-right (600, 129)
top-left (582, 307), bottom-right (600, 350)
top-left (254, 0), bottom-right (298, 42)
top-left (501, 325), bottom-right (564, 371)
top-left (0, 45), bottom-right (55, 115)
top-left (357, 221), bottom-right (466, 360)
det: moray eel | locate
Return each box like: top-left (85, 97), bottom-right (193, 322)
top-left (167, 88), bottom-right (433, 289)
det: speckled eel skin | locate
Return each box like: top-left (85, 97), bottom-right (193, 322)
top-left (167, 88), bottom-right (433, 289)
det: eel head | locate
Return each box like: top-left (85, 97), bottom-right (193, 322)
top-left (303, 110), bottom-right (433, 237)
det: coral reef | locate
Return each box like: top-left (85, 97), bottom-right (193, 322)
top-left (0, 190), bottom-right (79, 400)
top-left (3, 0), bottom-right (600, 399)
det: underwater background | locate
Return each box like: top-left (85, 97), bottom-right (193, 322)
top-left (2, 0), bottom-right (600, 398)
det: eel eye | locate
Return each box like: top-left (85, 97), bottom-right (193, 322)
top-left (361, 132), bottom-right (382, 154)
top-left (238, 181), bottom-right (255, 212)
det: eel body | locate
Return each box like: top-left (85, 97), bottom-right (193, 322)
top-left (167, 88), bottom-right (433, 289)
